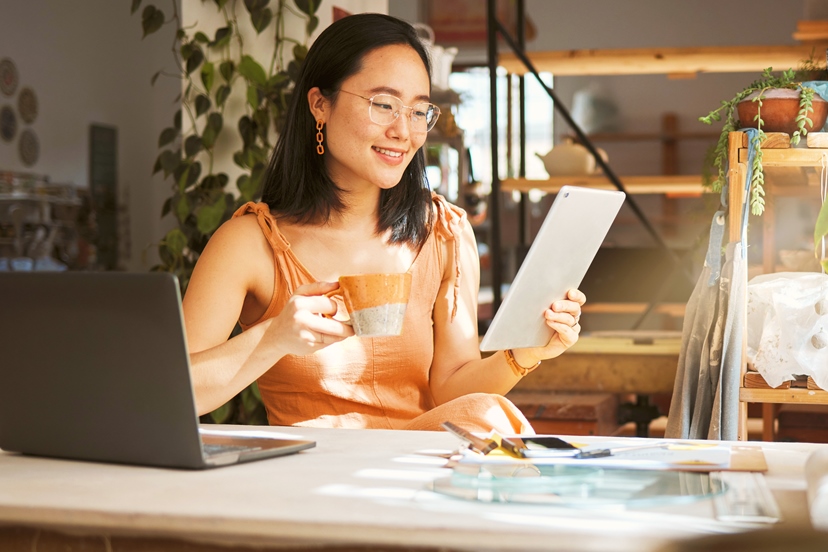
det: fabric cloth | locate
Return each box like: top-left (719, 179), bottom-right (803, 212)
top-left (665, 129), bottom-right (755, 440)
top-left (232, 194), bottom-right (533, 435)
top-left (802, 81), bottom-right (828, 132)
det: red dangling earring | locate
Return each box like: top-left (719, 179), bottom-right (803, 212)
top-left (316, 119), bottom-right (325, 155)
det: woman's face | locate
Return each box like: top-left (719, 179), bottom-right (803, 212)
top-left (317, 44), bottom-right (431, 193)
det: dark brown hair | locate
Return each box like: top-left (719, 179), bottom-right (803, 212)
top-left (260, 13), bottom-right (433, 248)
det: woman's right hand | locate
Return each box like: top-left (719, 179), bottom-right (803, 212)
top-left (265, 281), bottom-right (355, 356)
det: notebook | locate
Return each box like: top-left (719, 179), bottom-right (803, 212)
top-left (479, 185), bottom-right (625, 351)
top-left (0, 271), bottom-right (315, 469)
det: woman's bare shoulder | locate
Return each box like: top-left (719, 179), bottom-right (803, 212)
top-left (199, 212), bottom-right (274, 274)
top-left (215, 210), bottom-right (266, 239)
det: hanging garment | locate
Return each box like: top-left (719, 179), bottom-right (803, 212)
top-left (666, 129), bottom-right (756, 440)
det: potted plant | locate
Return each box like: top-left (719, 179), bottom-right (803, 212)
top-left (700, 67), bottom-right (828, 216)
top-left (701, 64), bottom-right (828, 272)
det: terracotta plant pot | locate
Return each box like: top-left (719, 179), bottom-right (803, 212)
top-left (737, 87), bottom-right (828, 135)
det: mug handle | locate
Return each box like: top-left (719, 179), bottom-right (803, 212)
top-left (323, 288), bottom-right (351, 325)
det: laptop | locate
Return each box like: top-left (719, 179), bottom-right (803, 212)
top-left (0, 271), bottom-right (315, 469)
top-left (479, 185), bottom-right (625, 351)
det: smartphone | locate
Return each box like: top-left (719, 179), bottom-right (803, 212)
top-left (516, 436), bottom-right (579, 458)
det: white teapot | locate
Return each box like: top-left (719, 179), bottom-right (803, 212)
top-left (412, 23), bottom-right (457, 90)
top-left (536, 138), bottom-right (606, 177)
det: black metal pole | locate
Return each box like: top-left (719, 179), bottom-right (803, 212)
top-left (487, 0), bottom-right (502, 312)
top-left (492, 19), bottom-right (692, 284)
top-left (517, 0), bottom-right (528, 250)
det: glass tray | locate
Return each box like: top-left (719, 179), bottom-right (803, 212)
top-left (431, 463), bottom-right (725, 508)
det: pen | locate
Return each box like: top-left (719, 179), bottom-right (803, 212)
top-left (441, 421), bottom-right (498, 455)
top-left (488, 431), bottom-right (526, 459)
top-left (574, 443), bottom-right (669, 459)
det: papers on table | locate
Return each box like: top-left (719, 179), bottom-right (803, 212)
top-left (455, 439), bottom-right (732, 472)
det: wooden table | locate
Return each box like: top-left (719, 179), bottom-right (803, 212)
top-left (0, 425), bottom-right (824, 552)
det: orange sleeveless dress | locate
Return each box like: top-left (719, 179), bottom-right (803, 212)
top-left (232, 195), bottom-right (533, 434)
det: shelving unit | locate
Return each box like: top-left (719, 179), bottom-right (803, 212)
top-left (563, 113), bottom-right (720, 178)
top-left (727, 131), bottom-right (828, 441)
top-left (0, 172), bottom-right (82, 271)
top-left (426, 88), bottom-right (467, 203)
top-left (484, 1), bottom-right (828, 437)
top-left (488, 46), bottom-right (727, 327)
top-left (488, 11), bottom-right (826, 323)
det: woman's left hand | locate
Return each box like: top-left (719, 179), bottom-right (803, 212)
top-left (511, 288), bottom-right (586, 367)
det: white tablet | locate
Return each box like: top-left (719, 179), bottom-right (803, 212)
top-left (479, 185), bottom-right (625, 352)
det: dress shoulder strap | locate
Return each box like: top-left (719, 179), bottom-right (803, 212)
top-left (430, 193), bottom-right (469, 320)
top-left (232, 202), bottom-right (290, 253)
top-left (431, 192), bottom-right (467, 242)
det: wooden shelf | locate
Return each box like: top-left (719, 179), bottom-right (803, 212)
top-left (743, 372), bottom-right (824, 391)
top-left (568, 330), bottom-right (682, 355)
top-left (793, 19), bottom-right (828, 43)
top-left (501, 174), bottom-right (708, 195)
top-left (741, 146), bottom-right (828, 166)
top-left (498, 44), bottom-right (828, 76)
top-left (0, 193), bottom-right (81, 206)
top-left (565, 131), bottom-right (719, 142)
top-left (740, 388), bottom-right (828, 404)
top-left (582, 302), bottom-right (686, 318)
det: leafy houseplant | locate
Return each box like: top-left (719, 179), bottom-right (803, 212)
top-left (700, 66), bottom-right (828, 272)
top-left (135, 0), bottom-right (320, 424)
top-left (700, 68), bottom-right (822, 216)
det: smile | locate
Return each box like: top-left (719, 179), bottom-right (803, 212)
top-left (373, 146), bottom-right (402, 158)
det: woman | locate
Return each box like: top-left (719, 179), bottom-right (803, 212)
top-left (182, 13), bottom-right (585, 433)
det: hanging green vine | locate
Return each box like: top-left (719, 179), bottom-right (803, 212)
top-left (134, 0), bottom-right (319, 292)
top-left (134, 0), bottom-right (320, 425)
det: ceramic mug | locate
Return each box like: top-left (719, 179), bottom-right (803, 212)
top-left (325, 272), bottom-right (412, 337)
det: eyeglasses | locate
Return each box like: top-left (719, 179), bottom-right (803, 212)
top-left (339, 90), bottom-right (441, 133)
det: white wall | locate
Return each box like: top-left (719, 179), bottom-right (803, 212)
top-left (0, 0), bottom-right (180, 271)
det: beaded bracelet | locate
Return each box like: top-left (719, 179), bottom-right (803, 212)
top-left (504, 349), bottom-right (542, 377)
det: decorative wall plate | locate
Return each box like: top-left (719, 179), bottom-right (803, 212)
top-left (18, 87), bottom-right (37, 124)
top-left (0, 105), bottom-right (16, 142)
top-left (19, 128), bottom-right (39, 166)
top-left (0, 58), bottom-right (18, 96)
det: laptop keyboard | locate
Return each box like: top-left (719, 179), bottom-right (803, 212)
top-left (203, 443), bottom-right (261, 456)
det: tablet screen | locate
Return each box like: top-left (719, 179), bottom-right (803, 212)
top-left (479, 185), bottom-right (625, 351)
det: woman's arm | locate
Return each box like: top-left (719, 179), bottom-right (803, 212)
top-left (182, 215), bottom-right (351, 415)
top-left (428, 219), bottom-right (584, 405)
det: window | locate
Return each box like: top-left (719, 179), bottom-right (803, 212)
top-left (449, 66), bottom-right (553, 200)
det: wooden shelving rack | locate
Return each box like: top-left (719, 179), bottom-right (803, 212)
top-left (727, 131), bottom-right (828, 441)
